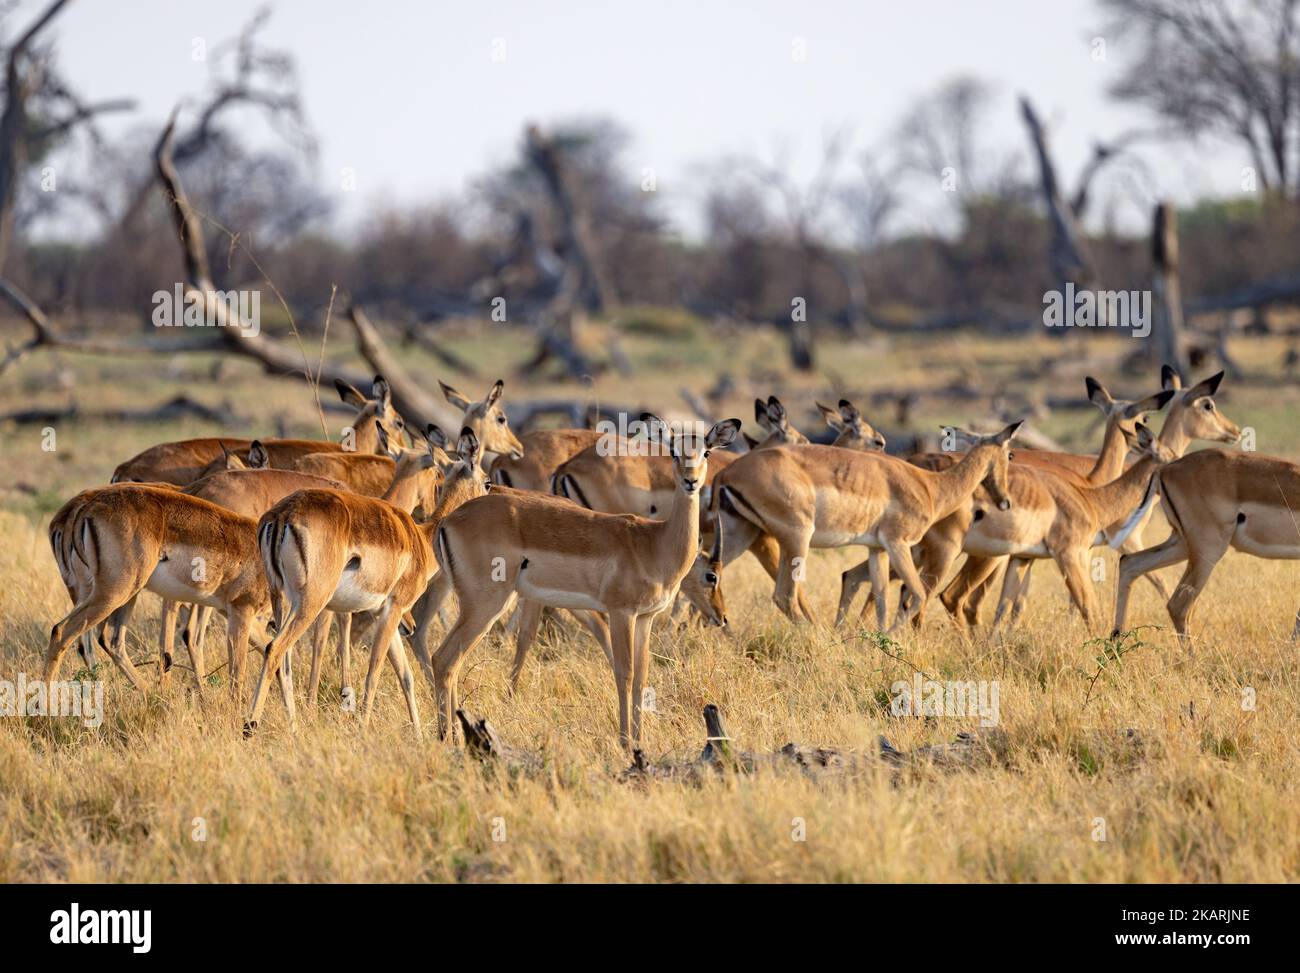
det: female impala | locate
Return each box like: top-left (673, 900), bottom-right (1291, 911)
top-left (426, 415), bottom-right (741, 750)
top-left (245, 429), bottom-right (489, 738)
top-left (438, 378), bottom-right (526, 461)
top-left (711, 421), bottom-right (1021, 629)
top-left (1109, 447), bottom-right (1298, 640)
top-left (841, 377), bottom-right (1172, 628)
top-left (490, 428), bottom-right (602, 490)
top-left (44, 486), bottom-right (288, 710)
top-left (110, 376), bottom-right (403, 485)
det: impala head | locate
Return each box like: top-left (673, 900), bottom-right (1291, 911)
top-left (377, 422), bottom-right (448, 516)
top-left (221, 440), bottom-right (267, 471)
top-left (433, 427), bottom-right (491, 514)
top-left (944, 421), bottom-right (1023, 511)
top-left (1085, 376), bottom-right (1176, 446)
top-left (818, 399), bottom-right (886, 451)
top-left (679, 515), bottom-right (727, 627)
top-left (754, 396), bottom-right (808, 446)
top-left (1161, 366), bottom-right (1241, 445)
top-left (336, 375), bottom-right (405, 454)
top-left (640, 413), bottom-right (742, 497)
top-left (440, 378), bottom-right (524, 461)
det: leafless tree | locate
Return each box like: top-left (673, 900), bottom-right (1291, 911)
top-left (1102, 0), bottom-right (1300, 198)
top-left (0, 0), bottom-right (134, 269)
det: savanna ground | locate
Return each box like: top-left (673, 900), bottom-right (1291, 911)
top-left (2, 314), bottom-right (1299, 882)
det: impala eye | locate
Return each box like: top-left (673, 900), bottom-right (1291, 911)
top-left (705, 572), bottom-right (718, 586)
top-left (497, 415), bottom-right (507, 424)
top-left (1203, 401), bottom-right (1213, 410)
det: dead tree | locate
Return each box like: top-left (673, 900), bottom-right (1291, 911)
top-left (1, 113), bottom-right (461, 433)
top-left (1020, 96), bottom-right (1097, 296)
top-left (1150, 201), bottom-right (1191, 379)
top-left (0, 0), bottom-right (135, 270)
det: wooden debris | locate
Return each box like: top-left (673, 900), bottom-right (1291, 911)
top-left (456, 709), bottom-right (544, 776)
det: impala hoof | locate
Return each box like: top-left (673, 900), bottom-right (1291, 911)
top-left (242, 720), bottom-right (258, 738)
top-left (162, 651), bottom-right (173, 673)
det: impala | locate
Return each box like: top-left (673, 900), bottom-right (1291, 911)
top-left (1108, 447), bottom-right (1291, 641)
top-left (504, 512), bottom-right (730, 694)
top-left (942, 369), bottom-right (1240, 627)
top-left (439, 378), bottom-right (525, 461)
top-left (245, 428), bottom-right (490, 738)
top-left (425, 415), bottom-right (741, 749)
top-left (754, 395), bottom-right (809, 446)
top-left (110, 376), bottom-right (402, 485)
top-left (842, 377), bottom-right (1172, 628)
top-left (711, 421), bottom-right (1021, 629)
top-left (44, 486), bottom-right (286, 711)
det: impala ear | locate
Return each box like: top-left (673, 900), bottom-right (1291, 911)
top-left (1085, 376), bottom-right (1113, 411)
top-left (1126, 388), bottom-right (1176, 418)
top-left (371, 375), bottom-right (392, 410)
top-left (425, 423), bottom-right (449, 453)
top-left (638, 412), bottom-right (671, 448)
top-left (456, 426), bottom-right (482, 466)
top-left (766, 395), bottom-right (788, 427)
top-left (1187, 370), bottom-right (1225, 400)
top-left (706, 418), bottom-right (741, 449)
top-left (817, 402), bottom-right (845, 431)
top-left (247, 440), bottom-right (270, 469)
top-left (993, 420), bottom-right (1024, 445)
top-left (754, 398), bottom-right (771, 430)
top-left (1161, 364), bottom-right (1182, 391)
top-left (335, 378), bottom-right (368, 408)
top-left (376, 423), bottom-right (399, 460)
top-left (440, 380), bottom-right (472, 411)
top-left (1133, 421), bottom-right (1155, 450)
top-left (485, 379), bottom-right (505, 407)
top-left (838, 399), bottom-right (861, 422)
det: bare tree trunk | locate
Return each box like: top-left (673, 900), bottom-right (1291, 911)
top-left (1150, 202), bottom-right (1190, 380)
top-left (1020, 96), bottom-right (1096, 294)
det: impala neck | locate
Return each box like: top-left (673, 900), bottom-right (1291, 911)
top-left (655, 477), bottom-right (702, 583)
top-left (1085, 418), bottom-right (1130, 484)
top-left (1088, 456), bottom-right (1160, 526)
top-left (931, 446), bottom-right (996, 521)
top-left (1157, 411), bottom-right (1192, 457)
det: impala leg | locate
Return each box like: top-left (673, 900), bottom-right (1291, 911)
top-left (1113, 534), bottom-right (1187, 635)
top-left (838, 559), bottom-right (872, 627)
top-left (1055, 550), bottom-right (1100, 632)
top-left (630, 612), bottom-right (654, 748)
top-left (98, 599), bottom-right (144, 690)
top-left (411, 571), bottom-right (452, 690)
top-left (307, 614), bottom-right (329, 707)
top-left (359, 606), bottom-right (404, 726)
top-left (508, 599), bottom-right (545, 695)
top-left (607, 611), bottom-right (636, 751)
top-left (225, 608), bottom-right (253, 707)
top-left (181, 610), bottom-right (208, 691)
top-left (384, 629), bottom-right (422, 739)
top-left (574, 611), bottom-right (613, 665)
top-left (1167, 537), bottom-right (1230, 641)
top-left (884, 540), bottom-right (928, 633)
top-left (158, 599), bottom-right (179, 687)
top-left (867, 548), bottom-right (889, 630)
top-left (430, 594), bottom-right (512, 740)
top-left (1009, 560), bottom-right (1035, 621)
top-left (772, 532), bottom-right (813, 623)
top-left (45, 578), bottom-right (144, 687)
top-left (337, 613), bottom-right (354, 710)
top-left (992, 558), bottom-right (1032, 632)
top-left (246, 602), bottom-right (324, 736)
top-left (277, 647), bottom-right (297, 727)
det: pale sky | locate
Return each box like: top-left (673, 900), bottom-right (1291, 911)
top-left (48, 0), bottom-right (1247, 239)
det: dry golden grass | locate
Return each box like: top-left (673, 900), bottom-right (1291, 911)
top-left (3, 325), bottom-right (1300, 882)
top-left (2, 504), bottom-right (1299, 883)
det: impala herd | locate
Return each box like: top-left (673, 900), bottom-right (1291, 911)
top-left (37, 364), bottom-right (1299, 750)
